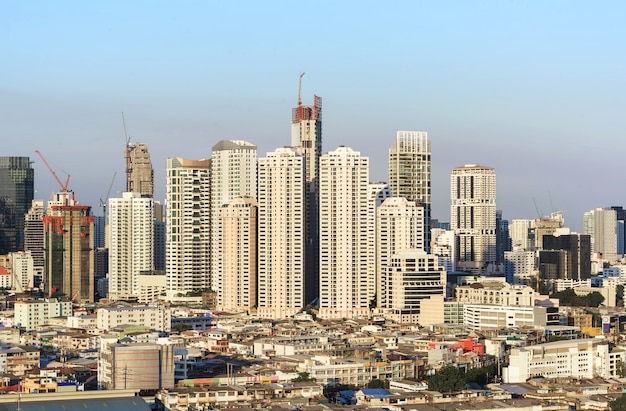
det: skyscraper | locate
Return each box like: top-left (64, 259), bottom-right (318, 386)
top-left (291, 88), bottom-right (322, 304)
top-left (125, 143), bottom-right (154, 198)
top-left (0, 157), bottom-right (34, 254)
top-left (43, 203), bottom-right (95, 303)
top-left (210, 140), bottom-right (257, 309)
top-left (213, 197), bottom-right (257, 313)
top-left (584, 207), bottom-right (618, 263)
top-left (388, 131), bottom-right (431, 251)
top-left (23, 199), bottom-right (44, 281)
top-left (165, 157), bottom-right (210, 298)
top-left (318, 146), bottom-right (369, 320)
top-left (257, 147), bottom-right (305, 319)
top-left (450, 164), bottom-right (497, 275)
top-left (376, 197), bottom-right (424, 311)
top-left (108, 192), bottom-right (154, 301)
top-left (540, 233), bottom-right (591, 284)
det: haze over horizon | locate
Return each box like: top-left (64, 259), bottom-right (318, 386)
top-left (3, 1), bottom-right (625, 232)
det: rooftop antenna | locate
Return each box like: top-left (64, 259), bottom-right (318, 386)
top-left (298, 72), bottom-right (305, 106)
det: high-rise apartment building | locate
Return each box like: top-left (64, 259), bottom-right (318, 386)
top-left (376, 197), bottom-right (425, 310)
top-left (450, 164), bottom-right (497, 275)
top-left (0, 157), bottom-right (34, 254)
top-left (108, 192), bottom-right (154, 301)
top-left (257, 147), bottom-right (305, 319)
top-left (213, 198), bottom-right (257, 313)
top-left (125, 143), bottom-right (154, 197)
top-left (165, 157), bottom-right (210, 298)
top-left (382, 249), bottom-right (445, 324)
top-left (43, 203), bottom-right (95, 303)
top-left (23, 199), bottom-right (44, 280)
top-left (368, 183), bottom-right (392, 304)
top-left (584, 207), bottom-right (618, 263)
top-left (10, 251), bottom-right (34, 292)
top-left (210, 140), bottom-right (257, 308)
top-left (291, 91), bottom-right (322, 305)
top-left (611, 206), bottom-right (625, 257)
top-left (504, 250), bottom-right (536, 285)
top-left (388, 131), bottom-right (431, 251)
top-left (431, 228), bottom-right (455, 273)
top-left (509, 219), bottom-right (535, 251)
top-left (540, 233), bottom-right (591, 284)
top-left (533, 211), bottom-right (565, 250)
top-left (318, 146), bottom-right (369, 320)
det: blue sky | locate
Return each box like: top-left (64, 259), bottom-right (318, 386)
top-left (2, 1), bottom-right (625, 231)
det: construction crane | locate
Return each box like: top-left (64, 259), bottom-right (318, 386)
top-left (35, 150), bottom-right (71, 192)
top-left (122, 112), bottom-right (132, 192)
top-left (99, 172), bottom-right (118, 223)
top-left (297, 72), bottom-right (305, 106)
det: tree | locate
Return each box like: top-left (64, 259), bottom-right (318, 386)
top-left (464, 364), bottom-right (497, 387)
top-left (427, 365), bottom-right (465, 393)
top-left (291, 372), bottom-right (316, 383)
top-left (367, 379), bottom-right (389, 389)
top-left (610, 394), bottom-right (626, 411)
top-left (172, 322), bottom-right (192, 334)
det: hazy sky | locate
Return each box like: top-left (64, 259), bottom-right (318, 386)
top-left (3, 1), bottom-right (625, 231)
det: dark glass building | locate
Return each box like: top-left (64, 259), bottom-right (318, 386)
top-left (540, 233), bottom-right (591, 281)
top-left (0, 157), bottom-right (34, 254)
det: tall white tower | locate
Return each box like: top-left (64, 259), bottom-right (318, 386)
top-left (108, 192), bottom-right (154, 301)
top-left (257, 147), bottom-right (305, 319)
top-left (451, 164), bottom-right (497, 275)
top-left (389, 131), bottom-right (431, 251)
top-left (214, 198), bottom-right (257, 312)
top-left (318, 146), bottom-right (369, 320)
top-left (165, 157), bottom-right (210, 298)
top-left (376, 197), bottom-right (424, 310)
top-left (584, 207), bottom-right (618, 263)
top-left (210, 140), bottom-right (257, 309)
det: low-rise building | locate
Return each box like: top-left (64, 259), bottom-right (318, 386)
top-left (504, 338), bottom-right (625, 383)
top-left (14, 299), bottom-right (73, 330)
top-left (97, 304), bottom-right (171, 332)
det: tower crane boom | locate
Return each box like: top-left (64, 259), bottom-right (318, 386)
top-left (34, 150), bottom-right (70, 192)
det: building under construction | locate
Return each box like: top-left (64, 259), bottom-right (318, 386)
top-left (125, 143), bottom-right (154, 197)
top-left (43, 202), bottom-right (95, 303)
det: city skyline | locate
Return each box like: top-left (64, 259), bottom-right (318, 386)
top-left (3, 1), bottom-right (625, 231)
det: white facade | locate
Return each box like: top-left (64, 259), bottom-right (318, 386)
top-left (431, 228), bottom-right (455, 273)
top-left (509, 219), bottom-right (535, 251)
top-left (504, 250), bottom-right (536, 284)
top-left (210, 140), bottom-right (257, 310)
top-left (450, 164), bottom-right (496, 275)
top-left (388, 131), bottom-right (432, 250)
top-left (165, 157), bottom-right (210, 298)
top-left (96, 305), bottom-right (172, 332)
top-left (257, 147), bottom-right (305, 319)
top-left (10, 251), bottom-right (34, 292)
top-left (376, 197), bottom-right (425, 310)
top-left (504, 338), bottom-right (624, 383)
top-left (463, 304), bottom-right (540, 331)
top-left (14, 299), bottom-right (73, 330)
top-left (369, 183), bottom-right (392, 303)
top-left (108, 192), bottom-right (154, 301)
top-left (455, 279), bottom-right (534, 307)
top-left (584, 207), bottom-right (618, 263)
top-left (381, 249), bottom-right (445, 325)
top-left (213, 197), bottom-right (257, 313)
top-left (318, 146), bottom-right (370, 319)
